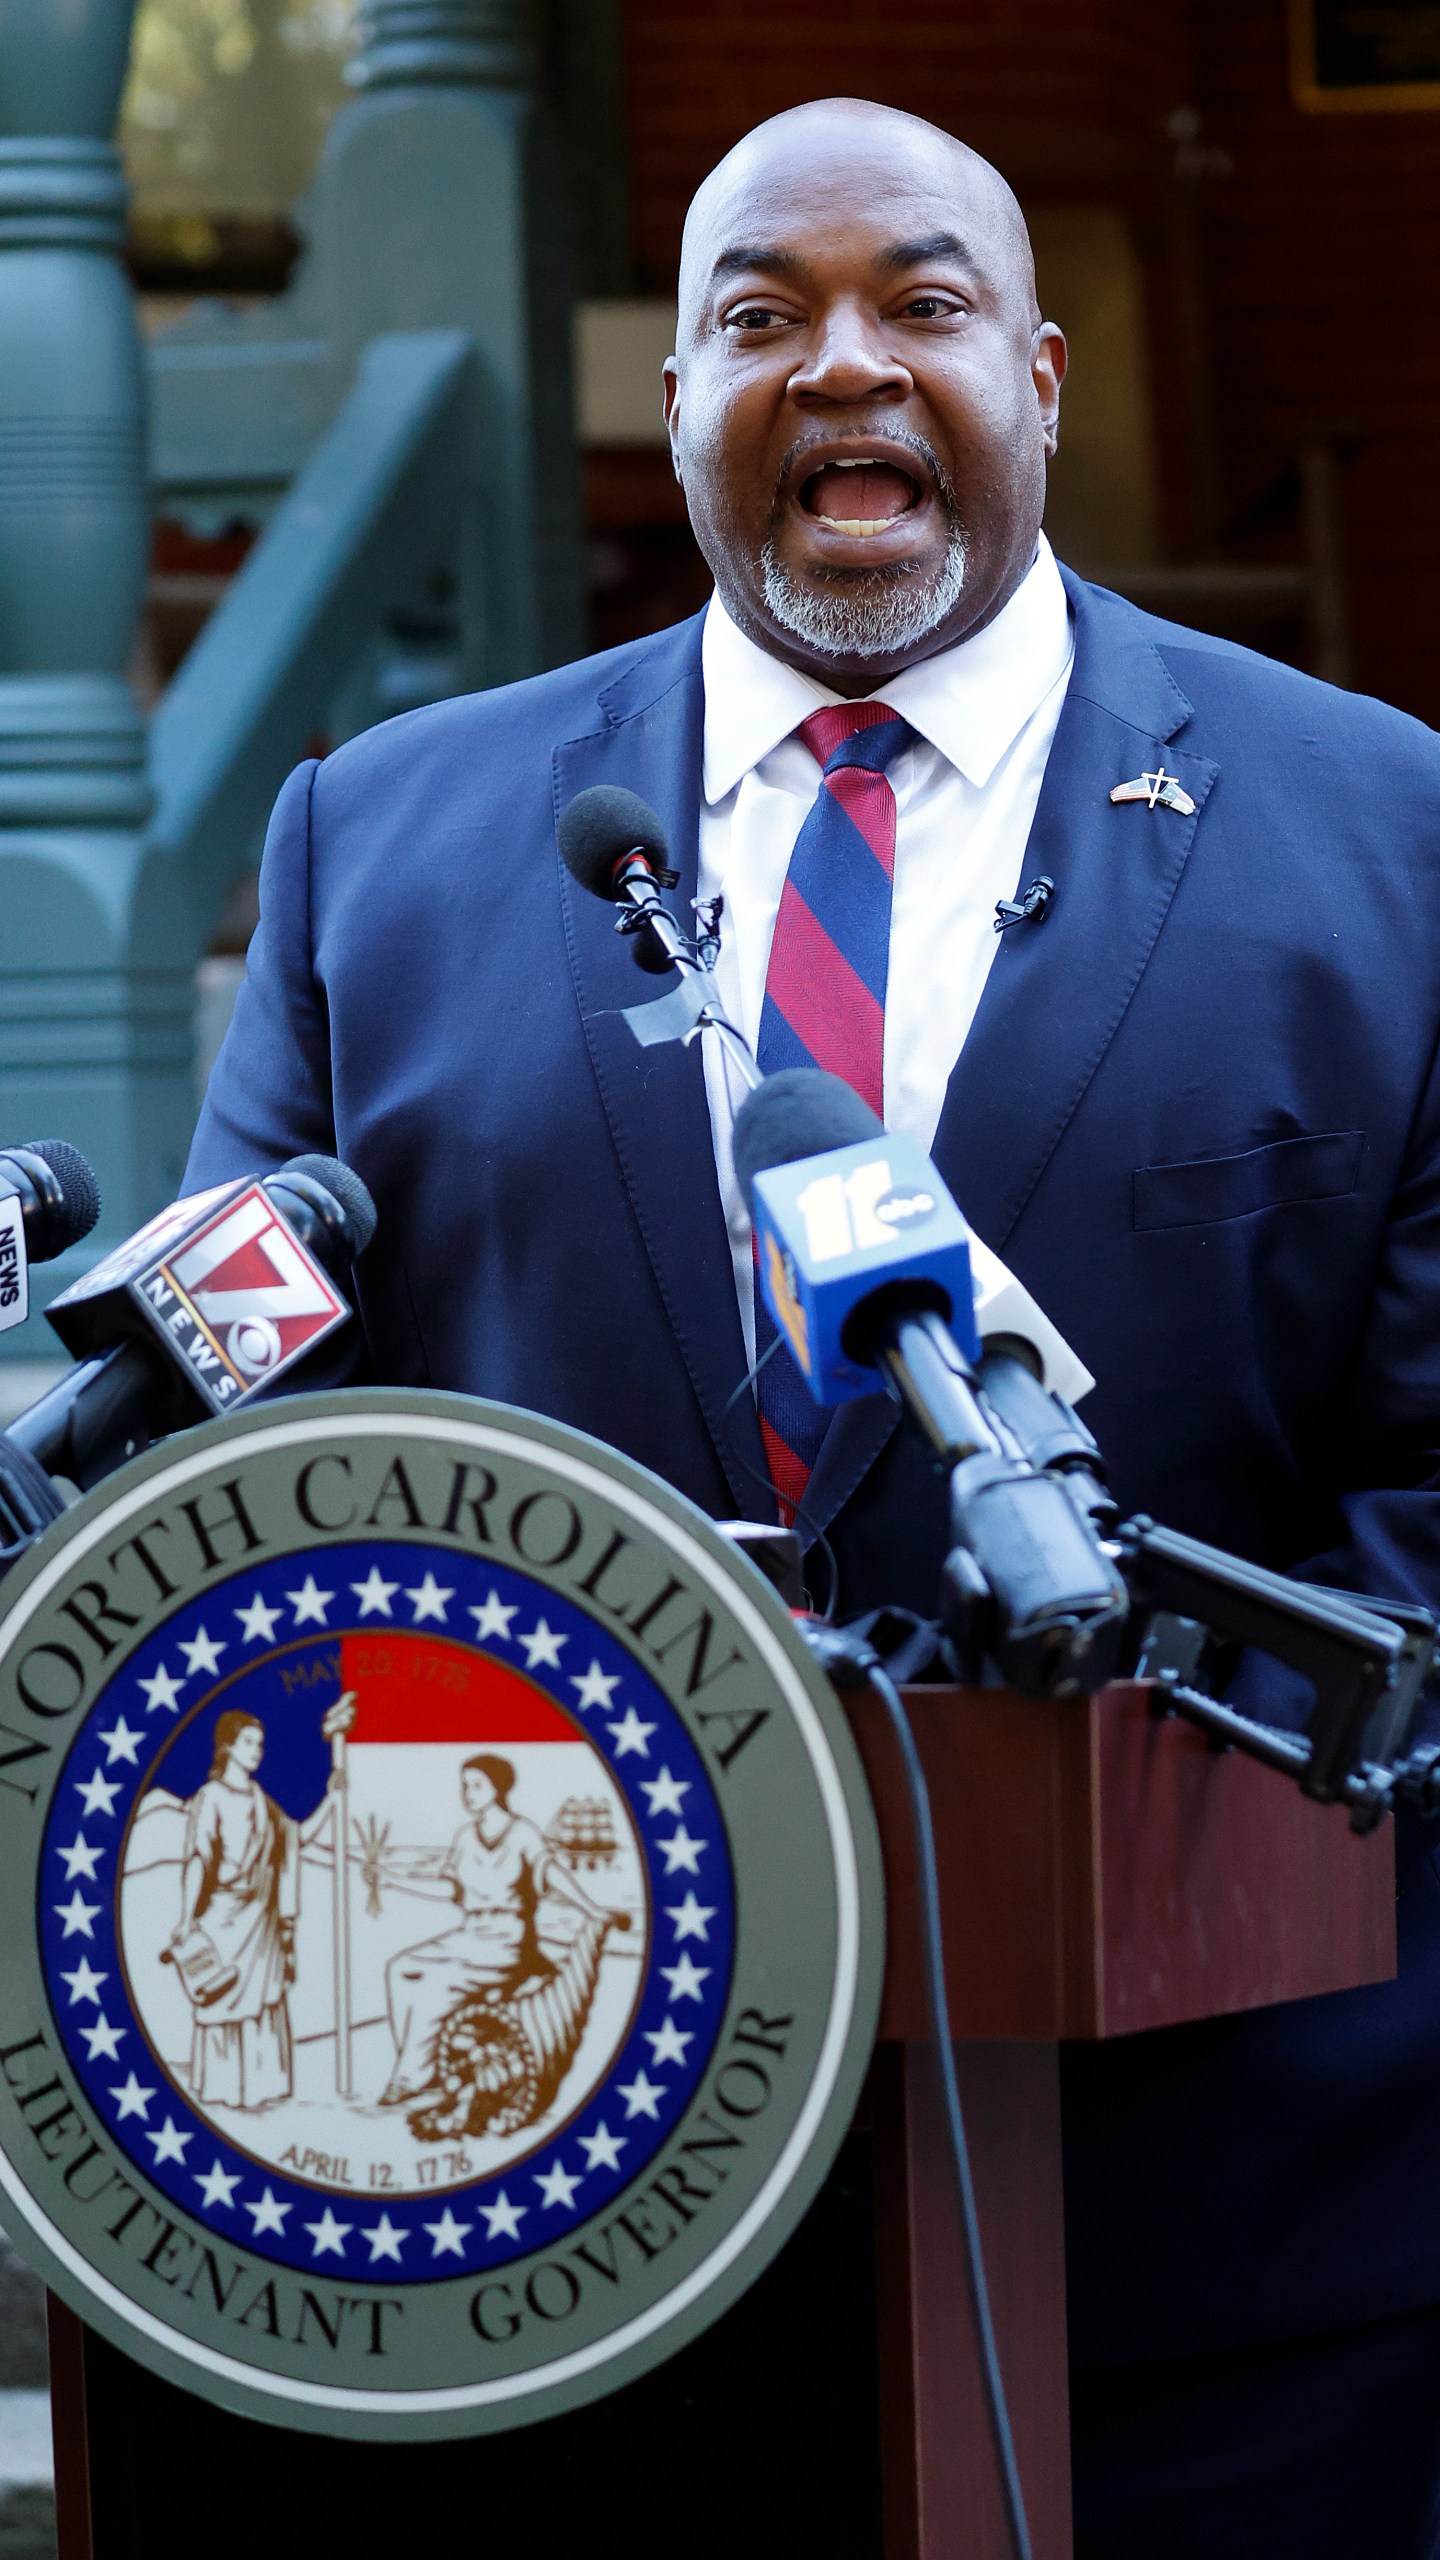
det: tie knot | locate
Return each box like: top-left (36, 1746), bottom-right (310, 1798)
top-left (800, 702), bottom-right (911, 776)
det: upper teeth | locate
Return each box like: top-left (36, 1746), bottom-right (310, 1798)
top-left (832, 457), bottom-right (873, 468)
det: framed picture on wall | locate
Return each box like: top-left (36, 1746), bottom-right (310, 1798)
top-left (1290, 0), bottom-right (1440, 110)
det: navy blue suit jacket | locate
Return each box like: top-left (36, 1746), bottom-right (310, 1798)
top-left (189, 569), bottom-right (1440, 2367)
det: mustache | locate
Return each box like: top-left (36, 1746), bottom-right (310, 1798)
top-left (770, 426), bottom-right (962, 523)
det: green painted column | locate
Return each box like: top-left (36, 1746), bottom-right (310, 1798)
top-left (334, 0), bottom-right (584, 685)
top-left (0, 0), bottom-right (193, 1337)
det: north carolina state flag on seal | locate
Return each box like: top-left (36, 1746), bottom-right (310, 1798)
top-left (331, 1628), bottom-right (643, 1981)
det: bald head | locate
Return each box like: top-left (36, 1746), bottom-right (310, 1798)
top-left (662, 97), bottom-right (1065, 689)
top-left (678, 100), bottom-right (1039, 349)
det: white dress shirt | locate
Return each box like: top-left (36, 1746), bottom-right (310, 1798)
top-left (698, 535), bottom-right (1075, 1360)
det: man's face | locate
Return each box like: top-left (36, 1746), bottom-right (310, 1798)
top-left (231, 1723), bottom-right (264, 1774)
top-left (664, 111), bottom-right (1065, 690)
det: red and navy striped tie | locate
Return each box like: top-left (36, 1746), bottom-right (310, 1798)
top-left (754, 701), bottom-right (913, 1523)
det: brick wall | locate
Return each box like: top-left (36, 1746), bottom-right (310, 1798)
top-left (621, 0), bottom-right (1188, 289)
top-left (1186, 2), bottom-right (1440, 721)
top-left (617, 0), bottom-right (1440, 724)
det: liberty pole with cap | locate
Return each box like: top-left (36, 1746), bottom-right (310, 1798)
top-left (331, 1693), bottom-right (357, 2101)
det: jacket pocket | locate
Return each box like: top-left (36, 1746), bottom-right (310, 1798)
top-left (1132, 1130), bottom-right (1365, 1232)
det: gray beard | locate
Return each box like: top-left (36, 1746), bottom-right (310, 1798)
top-left (759, 527), bottom-right (969, 660)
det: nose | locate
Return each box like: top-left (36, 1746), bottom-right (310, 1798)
top-left (787, 299), bottom-right (912, 406)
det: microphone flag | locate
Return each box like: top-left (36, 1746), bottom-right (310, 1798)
top-left (0, 1189), bottom-right (25, 1336)
top-left (750, 1128), bottom-right (979, 1406)
top-left (48, 1178), bottom-right (348, 1411)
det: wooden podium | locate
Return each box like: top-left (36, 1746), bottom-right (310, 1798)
top-left (44, 1678), bottom-right (1395, 2560)
top-left (849, 1679), bottom-right (1397, 2560)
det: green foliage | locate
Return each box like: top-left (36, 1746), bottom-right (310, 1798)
top-left (121, 0), bottom-right (356, 214)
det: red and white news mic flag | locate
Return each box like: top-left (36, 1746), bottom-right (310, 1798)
top-left (49, 1179), bottom-right (348, 1414)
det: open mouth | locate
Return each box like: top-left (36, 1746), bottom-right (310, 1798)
top-left (797, 452), bottom-right (926, 539)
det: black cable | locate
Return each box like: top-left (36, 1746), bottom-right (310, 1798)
top-left (864, 1657), bottom-right (1035, 2560)
top-left (720, 1340), bottom-right (840, 1619)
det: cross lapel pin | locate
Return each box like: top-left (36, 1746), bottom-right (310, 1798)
top-left (1110, 766), bottom-right (1197, 817)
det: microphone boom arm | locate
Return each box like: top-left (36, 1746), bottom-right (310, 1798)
top-left (870, 1326), bottom-right (1440, 1821)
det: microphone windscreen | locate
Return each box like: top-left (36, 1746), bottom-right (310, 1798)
top-left (16, 1140), bottom-right (101, 1255)
top-left (558, 786), bottom-right (670, 899)
top-left (732, 1070), bottom-right (882, 1216)
top-left (277, 1154), bottom-right (378, 1257)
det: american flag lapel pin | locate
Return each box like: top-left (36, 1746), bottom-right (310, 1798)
top-left (1110, 765), bottom-right (1196, 817)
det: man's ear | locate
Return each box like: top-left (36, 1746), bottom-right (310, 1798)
top-left (662, 355), bottom-right (684, 485)
top-left (1033, 322), bottom-right (1067, 459)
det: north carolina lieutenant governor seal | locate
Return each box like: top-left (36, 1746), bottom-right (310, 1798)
top-left (190, 96), bottom-right (1440, 2560)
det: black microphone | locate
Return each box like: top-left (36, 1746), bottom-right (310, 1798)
top-left (6, 1154), bottom-right (376, 1493)
top-left (0, 1139), bottom-right (101, 1338)
top-left (974, 1342), bottom-right (1117, 1536)
top-left (558, 785), bottom-right (688, 976)
top-left (557, 784), bottom-right (676, 900)
top-left (732, 1070), bottom-right (1128, 1696)
top-left (993, 875), bottom-right (1055, 932)
top-left (0, 1141), bottom-right (101, 1261)
top-left (254, 1156), bottom-right (377, 1273)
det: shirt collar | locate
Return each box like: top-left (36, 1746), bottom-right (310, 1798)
top-left (700, 534), bottom-right (1074, 805)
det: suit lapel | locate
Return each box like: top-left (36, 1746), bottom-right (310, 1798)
top-left (932, 572), bottom-right (1217, 1253)
top-left (554, 617), bottom-right (773, 1518)
top-left (802, 573), bottom-right (1220, 1538)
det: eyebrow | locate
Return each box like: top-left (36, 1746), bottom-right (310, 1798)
top-left (710, 245), bottom-right (810, 285)
top-left (709, 231), bottom-right (981, 288)
top-left (875, 231), bottom-right (978, 275)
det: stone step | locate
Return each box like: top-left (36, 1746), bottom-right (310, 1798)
top-left (0, 2485), bottom-right (55, 2560)
top-left (0, 2230), bottom-right (54, 2556)
top-left (0, 2393), bottom-right (52, 2486)
top-left (0, 2235), bottom-right (47, 2391)
top-left (0, 2394), bottom-right (54, 2560)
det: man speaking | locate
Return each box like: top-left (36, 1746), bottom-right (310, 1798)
top-left (190, 98), bottom-right (1440, 2557)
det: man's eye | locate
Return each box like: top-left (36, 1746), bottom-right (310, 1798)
top-left (902, 295), bottom-right (960, 320)
top-left (726, 306), bottom-right (791, 331)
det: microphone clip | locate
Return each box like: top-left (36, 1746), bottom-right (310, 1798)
top-left (691, 895), bottom-right (724, 969)
top-left (994, 875), bottom-right (1056, 932)
top-left (615, 893), bottom-right (761, 1088)
top-left (613, 888), bottom-right (723, 978)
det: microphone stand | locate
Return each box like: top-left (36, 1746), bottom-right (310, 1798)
top-left (1113, 1517), bottom-right (1440, 1830)
top-left (951, 1346), bottom-right (1440, 1828)
top-left (609, 847), bottom-right (763, 1089)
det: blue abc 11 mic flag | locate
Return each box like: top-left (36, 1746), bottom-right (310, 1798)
top-left (750, 1129), bottom-right (980, 1406)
